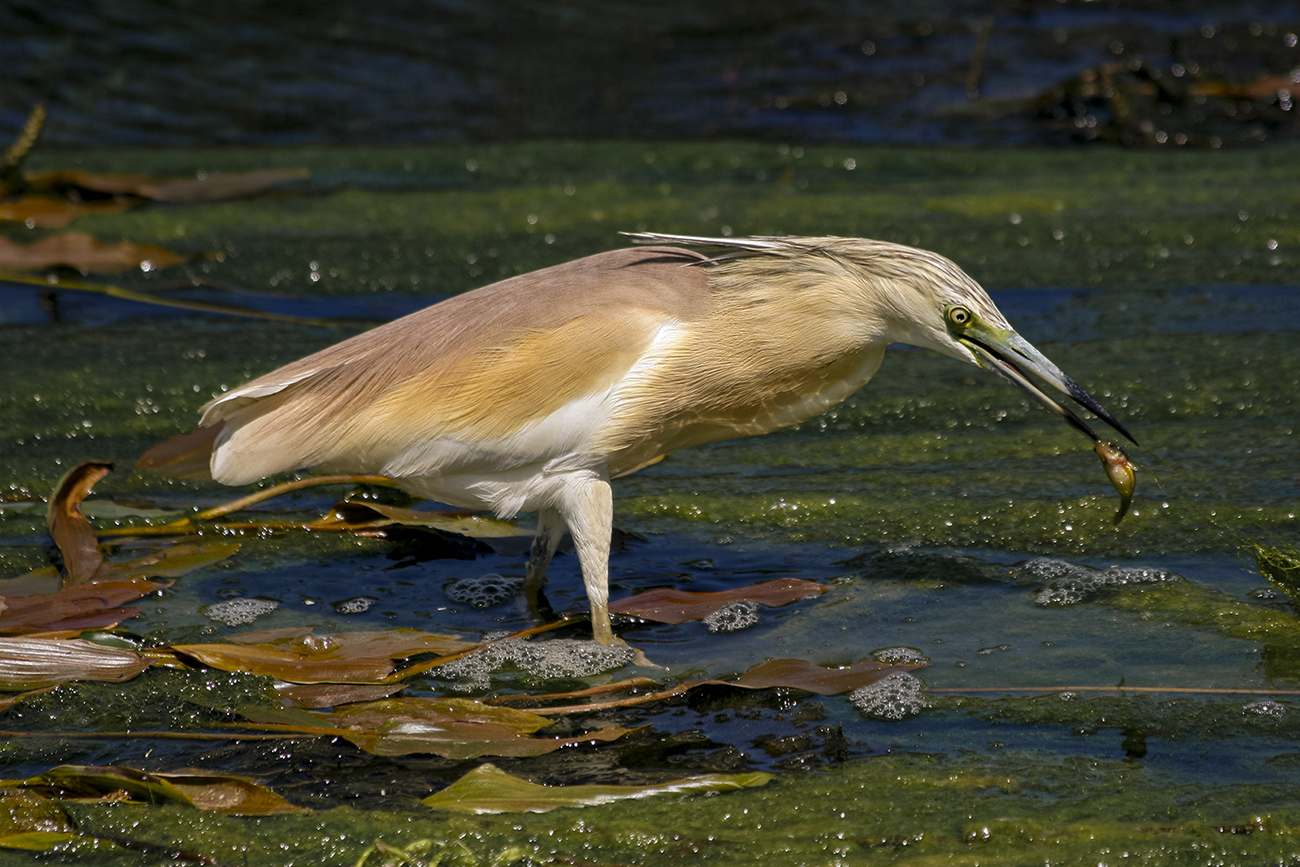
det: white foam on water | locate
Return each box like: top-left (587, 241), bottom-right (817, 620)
top-left (704, 600), bottom-right (760, 633)
top-left (202, 597), bottom-right (278, 626)
top-left (849, 672), bottom-right (931, 721)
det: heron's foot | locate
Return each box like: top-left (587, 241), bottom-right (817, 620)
top-left (521, 581), bottom-right (556, 622)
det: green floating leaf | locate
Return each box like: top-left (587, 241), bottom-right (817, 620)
top-left (16, 765), bottom-right (302, 816)
top-left (422, 763), bottom-right (773, 814)
top-left (0, 637), bottom-right (150, 691)
top-left (609, 577), bottom-right (828, 624)
top-left (0, 831), bottom-right (80, 852)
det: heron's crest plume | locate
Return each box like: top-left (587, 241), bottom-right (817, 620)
top-left (624, 231), bottom-right (1007, 330)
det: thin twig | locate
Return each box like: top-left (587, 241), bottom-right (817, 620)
top-left (928, 685), bottom-right (1300, 695)
top-left (0, 729), bottom-right (304, 741)
top-left (97, 474), bottom-right (403, 537)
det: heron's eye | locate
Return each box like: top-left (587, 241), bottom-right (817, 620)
top-left (947, 306), bottom-right (972, 327)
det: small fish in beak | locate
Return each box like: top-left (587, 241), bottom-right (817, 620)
top-left (1095, 440), bottom-right (1136, 525)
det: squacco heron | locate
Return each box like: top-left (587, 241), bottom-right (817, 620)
top-left (141, 233), bottom-right (1133, 644)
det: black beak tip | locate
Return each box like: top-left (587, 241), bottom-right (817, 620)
top-left (1067, 381), bottom-right (1138, 446)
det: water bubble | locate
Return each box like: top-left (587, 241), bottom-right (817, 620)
top-left (444, 574), bottom-right (523, 609)
top-left (871, 646), bottom-right (929, 665)
top-left (849, 672), bottom-right (930, 720)
top-left (704, 600), bottom-right (760, 633)
top-left (202, 597), bottom-right (278, 626)
top-left (438, 638), bottom-right (635, 691)
top-left (1245, 700), bottom-right (1287, 718)
top-left (332, 596), bottom-right (378, 614)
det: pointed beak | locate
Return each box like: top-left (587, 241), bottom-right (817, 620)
top-left (956, 320), bottom-right (1137, 446)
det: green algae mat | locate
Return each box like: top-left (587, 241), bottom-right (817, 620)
top-left (0, 141), bottom-right (1298, 865)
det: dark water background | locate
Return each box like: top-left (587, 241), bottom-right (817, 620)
top-left (8, 0), bottom-right (1300, 148)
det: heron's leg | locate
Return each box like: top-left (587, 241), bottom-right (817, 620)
top-left (556, 474), bottom-right (616, 645)
top-left (524, 507), bottom-right (565, 616)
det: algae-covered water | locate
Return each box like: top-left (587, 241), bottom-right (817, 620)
top-left (1, 142), bottom-right (1298, 864)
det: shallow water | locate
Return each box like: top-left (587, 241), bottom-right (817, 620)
top-left (1, 141), bottom-right (1298, 863)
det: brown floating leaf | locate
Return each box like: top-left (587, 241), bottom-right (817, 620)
top-left (24, 167), bottom-right (311, 204)
top-left (0, 638), bottom-right (150, 691)
top-left (273, 682), bottom-right (405, 710)
top-left (0, 232), bottom-right (188, 274)
top-left (422, 763), bottom-right (772, 814)
top-left (0, 197), bottom-right (132, 229)
top-left (45, 461), bottom-right (114, 586)
top-left (225, 627), bottom-right (474, 660)
top-left (172, 644), bottom-right (395, 685)
top-left (239, 696), bottom-right (636, 759)
top-left (609, 578), bottom-right (829, 624)
top-left (0, 579), bottom-right (167, 634)
top-left (17, 765), bottom-right (302, 815)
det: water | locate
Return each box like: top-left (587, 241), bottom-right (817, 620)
top-left (1, 140), bottom-right (1298, 863)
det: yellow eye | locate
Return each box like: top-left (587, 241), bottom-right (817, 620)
top-left (947, 305), bottom-right (972, 327)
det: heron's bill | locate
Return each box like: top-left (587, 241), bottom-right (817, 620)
top-left (958, 328), bottom-right (1136, 445)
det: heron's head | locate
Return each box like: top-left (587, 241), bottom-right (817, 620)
top-left (625, 231), bottom-right (1135, 445)
top-left (843, 237), bottom-right (1136, 444)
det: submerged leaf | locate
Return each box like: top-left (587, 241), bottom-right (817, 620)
top-left (730, 657), bottom-right (917, 696)
top-left (17, 765), bottom-right (301, 815)
top-left (0, 637), bottom-right (150, 690)
top-left (0, 232), bottom-right (188, 274)
top-left (422, 763), bottom-right (772, 814)
top-left (609, 578), bottom-right (828, 624)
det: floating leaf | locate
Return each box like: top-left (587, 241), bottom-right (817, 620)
top-left (273, 682), bottom-right (405, 709)
top-left (239, 696), bottom-right (635, 759)
top-left (0, 232), bottom-right (188, 274)
top-left (0, 638), bottom-right (150, 691)
top-left (0, 197), bottom-right (132, 228)
top-left (0, 579), bottom-right (167, 634)
top-left (45, 461), bottom-right (114, 586)
top-left (172, 644), bottom-right (395, 684)
top-left (0, 831), bottom-right (80, 852)
top-left (225, 627), bottom-right (474, 660)
top-left (609, 578), bottom-right (829, 624)
top-left (17, 765), bottom-right (302, 816)
top-left (27, 168), bottom-right (311, 204)
top-left (93, 541), bottom-right (242, 583)
top-left (422, 763), bottom-right (772, 814)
